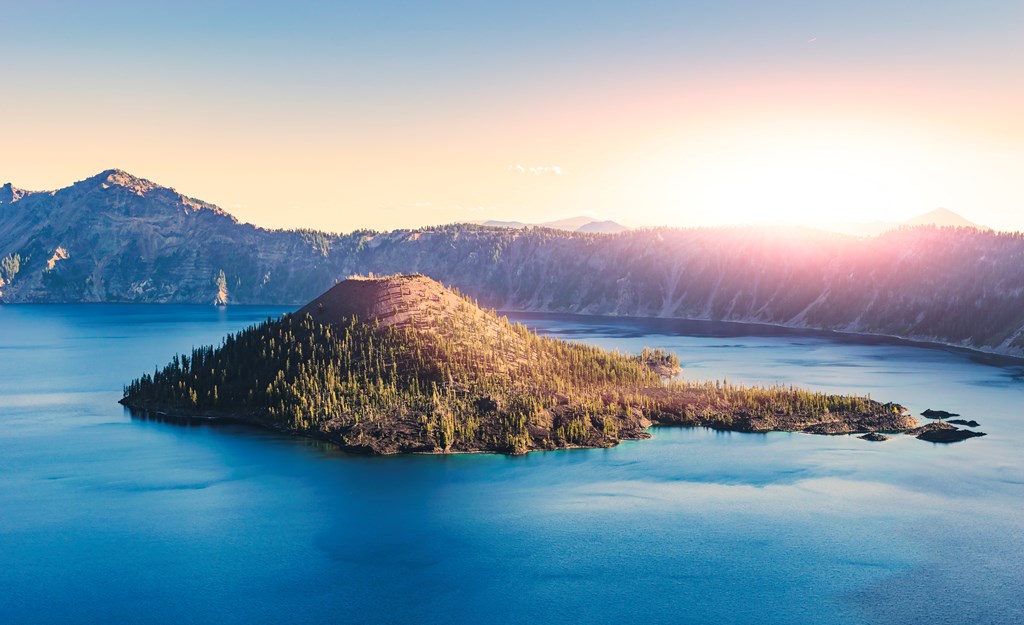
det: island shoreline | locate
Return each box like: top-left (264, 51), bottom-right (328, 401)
top-left (121, 401), bottom-right (920, 457)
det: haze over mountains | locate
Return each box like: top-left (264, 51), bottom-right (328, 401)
top-left (2, 170), bottom-right (1023, 357)
top-left (818, 207), bottom-right (989, 237)
top-left (482, 207), bottom-right (985, 237)
top-left (481, 216), bottom-right (629, 234)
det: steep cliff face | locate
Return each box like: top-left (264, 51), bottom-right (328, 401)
top-left (3, 170), bottom-right (1023, 356)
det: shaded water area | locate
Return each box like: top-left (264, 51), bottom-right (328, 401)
top-left (1, 305), bottom-right (1022, 625)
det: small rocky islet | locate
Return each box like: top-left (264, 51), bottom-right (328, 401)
top-left (912, 409), bottom-right (986, 442)
top-left (922, 409), bottom-right (961, 419)
top-left (909, 421), bottom-right (987, 443)
top-left (859, 432), bottom-right (890, 442)
top-left (948, 419), bottom-right (981, 428)
top-left (121, 274), bottom-right (975, 455)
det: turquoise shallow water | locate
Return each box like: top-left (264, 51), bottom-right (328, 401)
top-left (1, 305), bottom-right (1022, 625)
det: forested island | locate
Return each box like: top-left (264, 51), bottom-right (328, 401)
top-left (121, 275), bottom-right (924, 455)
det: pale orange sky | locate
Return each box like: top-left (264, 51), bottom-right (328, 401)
top-left (1, 2), bottom-right (1021, 232)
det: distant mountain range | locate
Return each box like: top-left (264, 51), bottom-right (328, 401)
top-left (2, 169), bottom-right (1022, 357)
top-left (481, 208), bottom-right (985, 237)
top-left (818, 207), bottom-right (989, 236)
top-left (480, 216), bottom-right (629, 233)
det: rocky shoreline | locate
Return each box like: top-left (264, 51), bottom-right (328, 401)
top-left (121, 397), bottom-right (926, 456)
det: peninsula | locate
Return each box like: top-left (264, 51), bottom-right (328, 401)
top-left (121, 274), bottom-right (920, 454)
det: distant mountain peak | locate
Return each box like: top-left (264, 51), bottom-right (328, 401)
top-left (905, 207), bottom-right (985, 229)
top-left (62, 169), bottom-right (230, 218)
top-left (481, 215), bottom-right (629, 234)
top-left (815, 207), bottom-right (990, 237)
top-left (77, 168), bottom-right (159, 194)
top-left (0, 182), bottom-right (30, 205)
top-left (575, 219), bottom-right (629, 234)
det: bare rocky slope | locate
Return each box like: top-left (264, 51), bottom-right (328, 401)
top-left (3, 170), bottom-right (1024, 356)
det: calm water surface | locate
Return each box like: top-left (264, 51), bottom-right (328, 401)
top-left (1, 305), bottom-right (1022, 625)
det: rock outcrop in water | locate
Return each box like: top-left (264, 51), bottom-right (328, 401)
top-left (948, 419), bottom-right (981, 427)
top-left (859, 432), bottom-right (890, 442)
top-left (121, 275), bottom-right (921, 455)
top-left (922, 409), bottom-right (960, 419)
top-left (4, 170), bottom-right (1024, 357)
top-left (908, 421), bottom-right (987, 443)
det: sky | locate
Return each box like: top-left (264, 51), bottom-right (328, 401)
top-left (1, 0), bottom-right (1021, 232)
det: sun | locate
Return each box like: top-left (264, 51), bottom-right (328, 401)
top-left (694, 134), bottom-right (918, 225)
top-left (617, 120), bottom-right (958, 227)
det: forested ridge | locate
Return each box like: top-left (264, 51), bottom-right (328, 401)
top-left (122, 275), bottom-right (916, 454)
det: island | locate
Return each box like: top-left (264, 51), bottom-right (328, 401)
top-left (909, 421), bottom-right (987, 443)
top-left (949, 419), bottom-right (981, 427)
top-left (122, 274), bottom-right (923, 455)
top-left (922, 409), bottom-right (960, 419)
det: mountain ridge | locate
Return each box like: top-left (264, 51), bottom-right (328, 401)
top-left (2, 170), bottom-right (1023, 358)
top-left (816, 207), bottom-right (989, 236)
top-left (905, 207), bottom-right (984, 229)
top-left (481, 216), bottom-right (629, 233)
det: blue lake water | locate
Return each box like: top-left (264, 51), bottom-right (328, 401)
top-left (1, 305), bottom-right (1022, 625)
